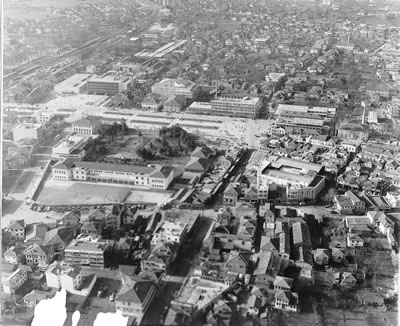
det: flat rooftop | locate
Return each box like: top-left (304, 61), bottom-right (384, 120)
top-left (212, 97), bottom-right (260, 105)
top-left (174, 276), bottom-right (229, 310)
top-left (88, 75), bottom-right (131, 83)
top-left (65, 239), bottom-right (109, 253)
top-left (55, 74), bottom-right (92, 89)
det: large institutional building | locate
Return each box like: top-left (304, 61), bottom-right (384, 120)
top-left (257, 156), bottom-right (325, 202)
top-left (271, 104), bottom-right (336, 136)
top-left (151, 78), bottom-right (200, 100)
top-left (188, 95), bottom-right (262, 119)
top-left (52, 159), bottom-right (175, 190)
top-left (51, 134), bottom-right (90, 160)
top-left (87, 75), bottom-right (131, 95)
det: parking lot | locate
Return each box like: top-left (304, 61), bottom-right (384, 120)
top-left (36, 181), bottom-right (131, 205)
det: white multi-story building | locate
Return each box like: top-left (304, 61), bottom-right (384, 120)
top-left (87, 75), bottom-right (131, 95)
top-left (52, 159), bottom-right (174, 190)
top-left (12, 123), bottom-right (44, 143)
top-left (71, 116), bottom-right (102, 135)
top-left (209, 96), bottom-right (262, 119)
top-left (151, 221), bottom-right (188, 245)
top-left (151, 78), bottom-right (199, 100)
top-left (51, 134), bottom-right (90, 160)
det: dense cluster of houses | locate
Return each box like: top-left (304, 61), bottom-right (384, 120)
top-left (2, 206), bottom-right (199, 324)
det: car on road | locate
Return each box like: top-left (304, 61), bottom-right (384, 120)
top-left (244, 274), bottom-right (251, 285)
top-left (232, 283), bottom-right (242, 295)
top-left (330, 210), bottom-right (338, 214)
top-left (227, 294), bottom-right (238, 302)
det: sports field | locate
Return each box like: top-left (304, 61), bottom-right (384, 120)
top-left (36, 181), bottom-right (130, 205)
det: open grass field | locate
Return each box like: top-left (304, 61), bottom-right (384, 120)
top-left (36, 181), bottom-right (130, 205)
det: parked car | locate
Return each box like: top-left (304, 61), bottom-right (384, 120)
top-left (232, 283), bottom-right (242, 295)
top-left (244, 274), bottom-right (251, 285)
top-left (227, 294), bottom-right (238, 302)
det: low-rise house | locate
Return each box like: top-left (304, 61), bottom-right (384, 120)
top-left (80, 222), bottom-right (102, 236)
top-left (163, 95), bottom-right (186, 113)
top-left (331, 248), bottom-right (346, 264)
top-left (25, 223), bottom-right (49, 244)
top-left (224, 250), bottom-right (248, 278)
top-left (340, 272), bottom-right (357, 287)
top-left (334, 191), bottom-right (365, 214)
top-left (24, 243), bottom-right (54, 269)
top-left (184, 157), bottom-right (212, 175)
top-left (43, 227), bottom-right (75, 253)
top-left (3, 244), bottom-right (27, 264)
top-left (141, 93), bottom-right (166, 111)
top-left (2, 262), bottom-right (18, 281)
top-left (58, 211), bottom-right (81, 227)
top-left (6, 219), bottom-right (25, 240)
top-left (274, 290), bottom-right (299, 312)
top-left (191, 146), bottom-right (212, 159)
top-left (312, 249), bottom-right (330, 265)
top-left (2, 268), bottom-right (28, 294)
top-left (273, 276), bottom-right (293, 291)
top-left (115, 277), bottom-right (156, 324)
top-left (347, 233), bottom-right (364, 247)
top-left (23, 290), bottom-right (54, 307)
top-left (141, 242), bottom-right (176, 273)
top-left (223, 184), bottom-right (240, 206)
top-left (245, 294), bottom-right (262, 316)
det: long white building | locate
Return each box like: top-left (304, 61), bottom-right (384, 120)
top-left (52, 159), bottom-right (174, 190)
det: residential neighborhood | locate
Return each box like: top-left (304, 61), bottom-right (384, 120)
top-left (2, 0), bottom-right (400, 325)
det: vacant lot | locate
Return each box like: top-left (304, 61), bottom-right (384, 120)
top-left (37, 181), bottom-right (130, 205)
top-left (126, 189), bottom-right (175, 204)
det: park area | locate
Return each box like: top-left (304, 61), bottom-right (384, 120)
top-left (36, 181), bottom-right (130, 206)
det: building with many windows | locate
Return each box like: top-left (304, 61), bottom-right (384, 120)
top-left (187, 96), bottom-right (261, 119)
top-left (51, 134), bottom-right (91, 160)
top-left (63, 240), bottom-right (111, 267)
top-left (87, 75), bottom-right (131, 95)
top-left (71, 116), bottom-right (102, 135)
top-left (272, 104), bottom-right (336, 136)
top-left (2, 268), bottom-right (28, 294)
top-left (257, 156), bottom-right (325, 202)
top-left (52, 159), bottom-right (174, 190)
top-left (209, 95), bottom-right (262, 119)
top-left (151, 78), bottom-right (199, 100)
top-left (151, 221), bottom-right (188, 245)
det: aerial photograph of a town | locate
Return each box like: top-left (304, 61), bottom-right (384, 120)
top-left (1, 0), bottom-right (400, 325)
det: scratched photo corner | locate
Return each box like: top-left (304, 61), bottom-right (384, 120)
top-left (2, 0), bottom-right (400, 325)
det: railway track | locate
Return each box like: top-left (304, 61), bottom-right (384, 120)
top-left (4, 5), bottom-right (160, 89)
